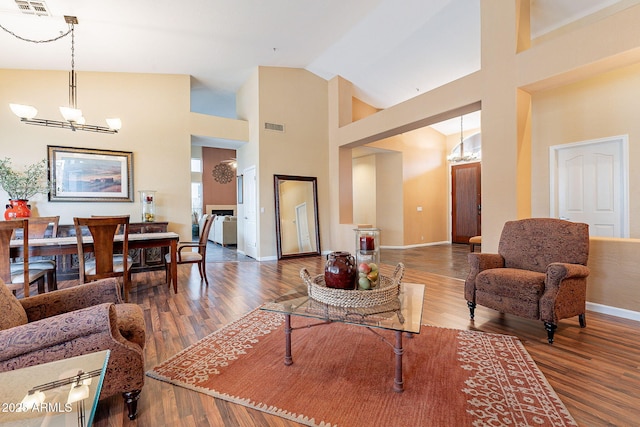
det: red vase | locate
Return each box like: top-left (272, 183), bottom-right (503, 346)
top-left (4, 199), bottom-right (32, 220)
top-left (324, 251), bottom-right (357, 289)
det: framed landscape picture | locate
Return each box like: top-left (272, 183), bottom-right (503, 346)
top-left (47, 145), bottom-right (134, 202)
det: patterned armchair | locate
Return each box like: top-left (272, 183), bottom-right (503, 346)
top-left (0, 277), bottom-right (146, 419)
top-left (465, 218), bottom-right (590, 343)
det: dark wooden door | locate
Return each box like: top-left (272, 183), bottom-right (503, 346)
top-left (451, 163), bottom-right (481, 243)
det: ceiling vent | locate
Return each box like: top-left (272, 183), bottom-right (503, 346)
top-left (15, 0), bottom-right (50, 16)
top-left (264, 122), bottom-right (285, 133)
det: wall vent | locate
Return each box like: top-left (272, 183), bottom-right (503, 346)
top-left (15, 0), bottom-right (50, 16)
top-left (264, 122), bottom-right (285, 133)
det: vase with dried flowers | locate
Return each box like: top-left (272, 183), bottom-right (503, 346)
top-left (0, 158), bottom-right (49, 220)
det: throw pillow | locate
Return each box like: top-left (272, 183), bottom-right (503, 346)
top-left (0, 279), bottom-right (28, 330)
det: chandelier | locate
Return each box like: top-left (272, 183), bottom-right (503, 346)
top-left (5, 16), bottom-right (121, 134)
top-left (447, 115), bottom-right (479, 163)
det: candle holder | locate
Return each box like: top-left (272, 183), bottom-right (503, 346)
top-left (139, 190), bottom-right (156, 222)
top-left (354, 227), bottom-right (380, 288)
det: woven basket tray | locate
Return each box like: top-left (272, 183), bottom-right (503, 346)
top-left (300, 263), bottom-right (405, 308)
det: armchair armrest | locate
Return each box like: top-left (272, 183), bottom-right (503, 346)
top-left (0, 303), bottom-right (117, 363)
top-left (545, 262), bottom-right (590, 289)
top-left (20, 278), bottom-right (122, 322)
top-left (465, 253), bottom-right (505, 302)
top-left (541, 263), bottom-right (590, 324)
top-left (176, 242), bottom-right (205, 261)
top-left (467, 253), bottom-right (504, 277)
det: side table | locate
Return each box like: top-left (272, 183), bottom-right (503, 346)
top-left (0, 350), bottom-right (109, 427)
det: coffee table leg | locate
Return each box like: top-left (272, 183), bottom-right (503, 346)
top-left (393, 330), bottom-right (404, 392)
top-left (284, 314), bottom-right (293, 366)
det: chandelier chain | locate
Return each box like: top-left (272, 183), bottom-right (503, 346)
top-left (0, 22), bottom-right (72, 44)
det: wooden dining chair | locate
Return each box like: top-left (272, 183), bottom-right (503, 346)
top-left (10, 216), bottom-right (60, 292)
top-left (165, 214), bottom-right (214, 287)
top-left (73, 216), bottom-right (133, 301)
top-left (1, 219), bottom-right (47, 298)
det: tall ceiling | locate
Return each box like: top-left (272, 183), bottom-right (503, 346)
top-left (0, 0), bottom-right (624, 136)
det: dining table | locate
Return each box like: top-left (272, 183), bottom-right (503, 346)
top-left (9, 232), bottom-right (180, 300)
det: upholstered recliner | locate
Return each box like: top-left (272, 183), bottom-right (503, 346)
top-left (0, 277), bottom-right (146, 419)
top-left (465, 218), bottom-right (590, 343)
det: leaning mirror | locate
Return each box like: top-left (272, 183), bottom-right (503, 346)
top-left (274, 175), bottom-right (321, 259)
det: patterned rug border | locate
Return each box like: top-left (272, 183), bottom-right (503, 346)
top-left (146, 307), bottom-right (576, 427)
top-left (147, 309), bottom-right (326, 426)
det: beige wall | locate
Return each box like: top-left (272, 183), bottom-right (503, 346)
top-left (352, 155), bottom-right (377, 228)
top-left (366, 126), bottom-right (449, 246)
top-left (1, 69), bottom-right (249, 241)
top-left (325, 2), bottom-right (640, 315)
top-left (5, 3), bottom-right (640, 315)
top-left (531, 62), bottom-right (640, 237)
top-left (0, 69), bottom-right (194, 238)
top-left (375, 151), bottom-right (404, 246)
top-left (238, 66), bottom-right (329, 260)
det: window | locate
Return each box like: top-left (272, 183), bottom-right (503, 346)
top-left (191, 158), bottom-right (202, 173)
top-left (448, 133), bottom-right (481, 163)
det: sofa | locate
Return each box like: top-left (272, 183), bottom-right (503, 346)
top-left (208, 215), bottom-right (237, 246)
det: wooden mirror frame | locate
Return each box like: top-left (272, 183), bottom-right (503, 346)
top-left (274, 174), bottom-right (321, 259)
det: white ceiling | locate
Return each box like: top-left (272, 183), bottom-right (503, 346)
top-left (0, 0), bottom-right (623, 137)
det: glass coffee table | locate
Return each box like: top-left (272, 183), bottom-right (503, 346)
top-left (0, 350), bottom-right (109, 427)
top-left (261, 282), bottom-right (425, 392)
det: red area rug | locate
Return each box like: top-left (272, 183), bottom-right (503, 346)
top-left (147, 309), bottom-right (577, 426)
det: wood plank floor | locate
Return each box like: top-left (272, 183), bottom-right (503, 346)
top-left (85, 245), bottom-right (639, 427)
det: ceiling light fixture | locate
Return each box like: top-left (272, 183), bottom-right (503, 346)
top-left (5, 16), bottom-right (121, 134)
top-left (447, 114), bottom-right (479, 163)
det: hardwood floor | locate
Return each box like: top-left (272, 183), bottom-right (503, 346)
top-left (87, 245), bottom-right (639, 427)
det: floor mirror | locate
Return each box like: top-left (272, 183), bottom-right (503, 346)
top-left (274, 175), bottom-right (321, 259)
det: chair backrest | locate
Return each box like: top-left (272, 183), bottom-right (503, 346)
top-left (0, 219), bottom-right (29, 292)
top-left (498, 218), bottom-right (589, 273)
top-left (198, 214), bottom-right (215, 254)
top-left (26, 216), bottom-right (60, 239)
top-left (73, 216), bottom-right (130, 282)
top-left (198, 214), bottom-right (210, 237)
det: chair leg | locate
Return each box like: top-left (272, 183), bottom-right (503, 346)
top-left (197, 261), bottom-right (204, 281)
top-left (579, 313), bottom-right (586, 328)
top-left (544, 322), bottom-right (557, 344)
top-left (46, 269), bottom-right (57, 292)
top-left (201, 262), bottom-right (209, 286)
top-left (123, 390), bottom-right (141, 420)
top-left (37, 277), bottom-right (46, 294)
top-left (467, 301), bottom-right (476, 320)
top-left (164, 260), bottom-right (170, 287)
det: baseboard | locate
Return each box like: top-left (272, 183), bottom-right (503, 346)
top-left (380, 241), bottom-right (450, 250)
top-left (586, 302), bottom-right (640, 322)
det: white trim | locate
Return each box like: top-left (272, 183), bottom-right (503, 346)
top-left (587, 301), bottom-right (640, 322)
top-left (381, 241), bottom-right (451, 250)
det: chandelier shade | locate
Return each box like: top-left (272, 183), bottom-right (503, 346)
top-left (4, 16), bottom-right (121, 134)
top-left (9, 103), bottom-right (38, 119)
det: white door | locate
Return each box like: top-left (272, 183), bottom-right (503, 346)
top-left (243, 166), bottom-right (258, 259)
top-left (295, 202), bottom-right (312, 252)
top-left (553, 136), bottom-right (628, 237)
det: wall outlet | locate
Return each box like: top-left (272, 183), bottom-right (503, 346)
top-left (417, 206), bottom-right (423, 212)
